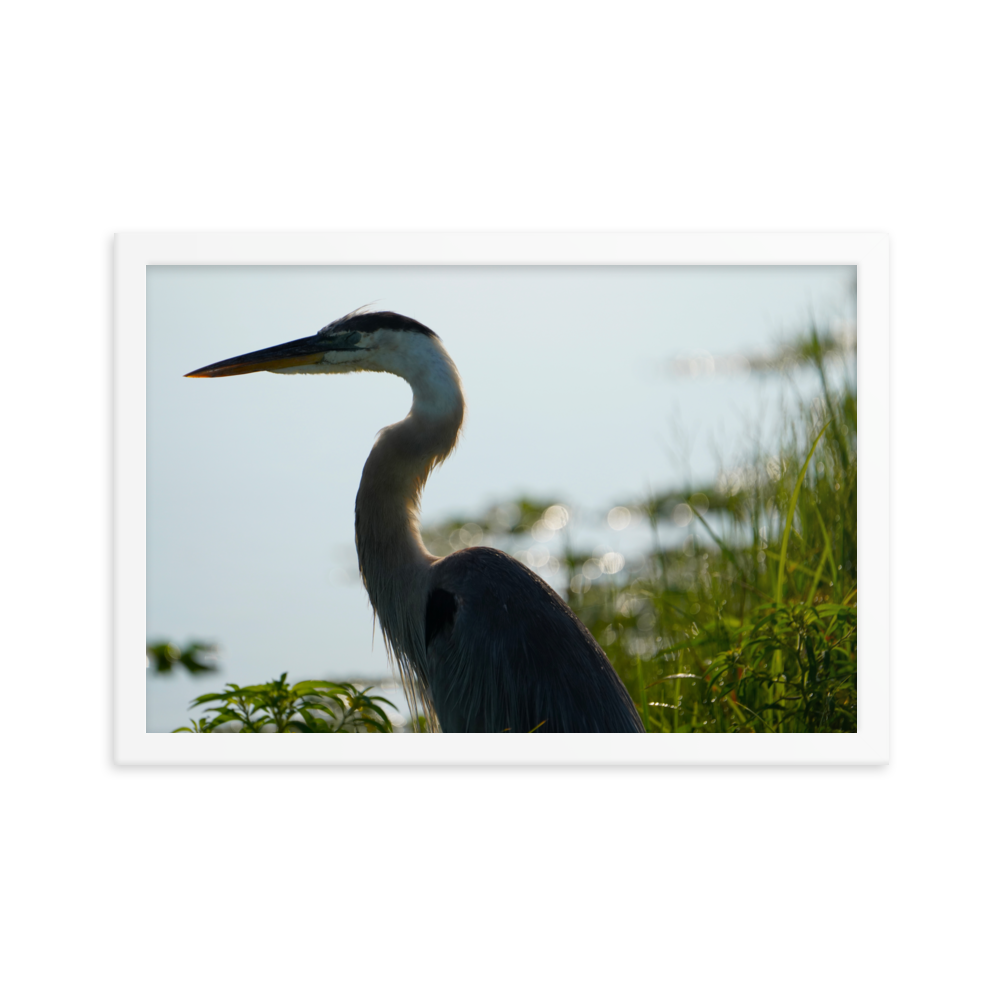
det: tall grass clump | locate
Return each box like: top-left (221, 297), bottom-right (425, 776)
top-left (571, 325), bottom-right (857, 732)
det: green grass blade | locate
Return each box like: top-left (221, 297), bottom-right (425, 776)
top-left (775, 420), bottom-right (831, 605)
top-left (806, 536), bottom-right (833, 607)
top-left (811, 498), bottom-right (838, 587)
top-left (635, 655), bottom-right (650, 732)
top-left (691, 506), bottom-right (743, 577)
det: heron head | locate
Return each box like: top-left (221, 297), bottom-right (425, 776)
top-left (184, 308), bottom-right (438, 379)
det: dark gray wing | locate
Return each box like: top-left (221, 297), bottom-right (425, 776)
top-left (424, 547), bottom-right (644, 732)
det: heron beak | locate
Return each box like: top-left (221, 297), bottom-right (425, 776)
top-left (184, 336), bottom-right (327, 378)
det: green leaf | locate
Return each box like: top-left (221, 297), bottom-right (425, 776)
top-left (189, 692), bottom-right (229, 706)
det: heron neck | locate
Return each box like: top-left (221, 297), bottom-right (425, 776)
top-left (354, 348), bottom-right (465, 641)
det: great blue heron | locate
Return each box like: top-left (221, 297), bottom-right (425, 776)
top-left (186, 309), bottom-right (644, 733)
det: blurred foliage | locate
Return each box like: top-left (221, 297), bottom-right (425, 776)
top-left (641, 487), bottom-right (747, 523)
top-left (147, 640), bottom-right (218, 676)
top-left (421, 498), bottom-right (567, 557)
top-left (173, 673), bottom-right (397, 733)
top-left (743, 321), bottom-right (856, 374)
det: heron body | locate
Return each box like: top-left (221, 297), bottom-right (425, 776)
top-left (187, 310), bottom-right (644, 733)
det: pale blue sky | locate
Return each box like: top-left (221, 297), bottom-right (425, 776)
top-left (147, 265), bottom-right (855, 731)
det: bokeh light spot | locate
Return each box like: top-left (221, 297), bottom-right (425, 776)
top-left (672, 503), bottom-right (692, 526)
top-left (531, 521), bottom-right (554, 542)
top-left (607, 506), bottom-right (631, 530)
top-left (542, 504), bottom-right (569, 530)
top-left (600, 551), bottom-right (625, 574)
top-left (689, 493), bottom-right (709, 515)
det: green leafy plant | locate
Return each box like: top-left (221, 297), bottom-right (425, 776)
top-left (173, 673), bottom-right (397, 733)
